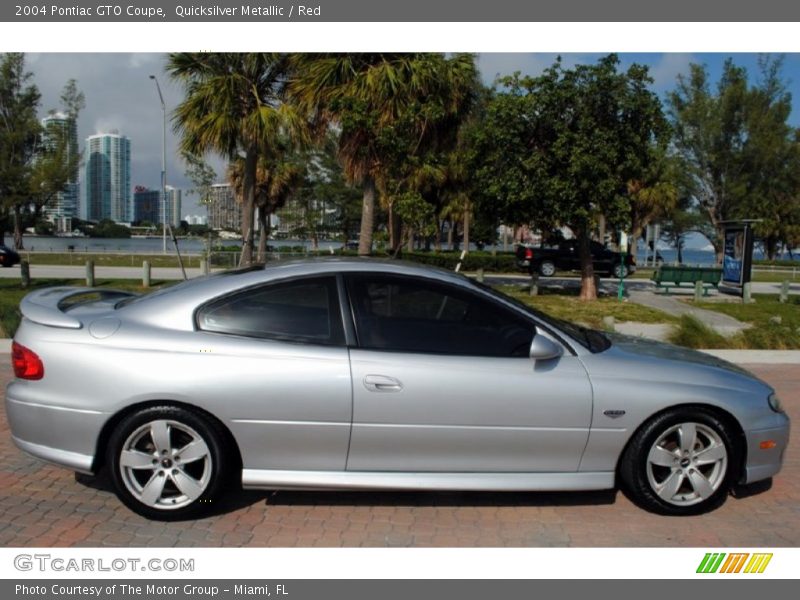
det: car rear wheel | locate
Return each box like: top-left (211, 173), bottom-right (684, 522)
top-left (612, 263), bottom-right (627, 278)
top-left (619, 408), bottom-right (739, 515)
top-left (107, 406), bottom-right (228, 520)
top-left (538, 260), bottom-right (556, 277)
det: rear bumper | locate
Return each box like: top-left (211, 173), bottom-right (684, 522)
top-left (742, 414), bottom-right (790, 484)
top-left (5, 386), bottom-right (105, 474)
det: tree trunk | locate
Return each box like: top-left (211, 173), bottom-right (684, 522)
top-left (447, 218), bottom-right (454, 250)
top-left (766, 235), bottom-right (778, 261)
top-left (13, 206), bottom-right (25, 250)
top-left (239, 148), bottom-right (258, 267)
top-left (434, 221), bottom-right (442, 252)
top-left (406, 226), bottom-right (415, 253)
top-left (577, 228), bottom-right (597, 301)
top-left (387, 200), bottom-right (395, 252)
top-left (463, 203), bottom-right (470, 254)
top-left (358, 176), bottom-right (376, 256)
top-left (677, 238), bottom-right (684, 264)
top-left (257, 205), bottom-right (270, 262)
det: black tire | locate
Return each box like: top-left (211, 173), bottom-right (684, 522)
top-left (612, 263), bottom-right (627, 279)
top-left (538, 260), bottom-right (556, 277)
top-left (619, 407), bottom-right (740, 516)
top-left (107, 405), bottom-right (230, 520)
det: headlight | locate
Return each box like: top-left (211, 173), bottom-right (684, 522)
top-left (768, 393), bottom-right (784, 413)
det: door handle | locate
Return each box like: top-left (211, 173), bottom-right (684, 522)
top-left (363, 374), bottom-right (403, 392)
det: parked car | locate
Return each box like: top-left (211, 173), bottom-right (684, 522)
top-left (0, 245), bottom-right (21, 268)
top-left (6, 259), bottom-right (789, 519)
top-left (516, 239), bottom-right (636, 277)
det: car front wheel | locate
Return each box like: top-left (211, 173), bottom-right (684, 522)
top-left (107, 406), bottom-right (228, 520)
top-left (619, 408), bottom-right (739, 515)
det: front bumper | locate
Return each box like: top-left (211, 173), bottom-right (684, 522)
top-left (742, 413), bottom-right (791, 484)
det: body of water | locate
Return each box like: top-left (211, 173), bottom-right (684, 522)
top-left (12, 235), bottom-right (800, 265)
top-left (16, 236), bottom-right (343, 254)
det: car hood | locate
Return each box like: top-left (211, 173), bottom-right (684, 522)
top-left (604, 332), bottom-right (755, 378)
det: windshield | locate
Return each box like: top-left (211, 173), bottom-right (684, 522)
top-left (471, 279), bottom-right (612, 353)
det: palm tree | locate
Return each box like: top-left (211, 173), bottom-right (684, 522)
top-left (227, 145), bottom-right (304, 261)
top-left (289, 53), bottom-right (478, 256)
top-left (167, 53), bottom-right (306, 265)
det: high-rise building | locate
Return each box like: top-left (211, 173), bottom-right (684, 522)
top-left (165, 185), bottom-right (182, 228)
top-left (84, 132), bottom-right (131, 223)
top-left (41, 112), bottom-right (79, 221)
top-left (133, 186), bottom-right (160, 224)
top-left (208, 184), bottom-right (241, 231)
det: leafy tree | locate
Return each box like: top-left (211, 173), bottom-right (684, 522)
top-left (182, 152), bottom-right (217, 208)
top-left (289, 53), bottom-right (478, 256)
top-left (626, 149), bottom-right (680, 262)
top-left (91, 219), bottom-right (131, 238)
top-left (0, 53), bottom-right (40, 248)
top-left (669, 56), bottom-right (800, 261)
top-left (29, 79), bottom-right (84, 227)
top-left (473, 55), bottom-right (669, 299)
top-left (660, 197), bottom-right (706, 264)
top-left (168, 53), bottom-right (306, 266)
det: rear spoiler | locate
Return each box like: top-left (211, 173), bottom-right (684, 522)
top-left (19, 287), bottom-right (139, 329)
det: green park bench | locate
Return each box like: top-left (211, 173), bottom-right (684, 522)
top-left (651, 265), bottom-right (723, 296)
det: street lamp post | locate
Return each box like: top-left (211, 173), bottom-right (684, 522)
top-left (149, 75), bottom-right (167, 255)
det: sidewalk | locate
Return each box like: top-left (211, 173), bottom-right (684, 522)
top-left (627, 288), bottom-right (749, 337)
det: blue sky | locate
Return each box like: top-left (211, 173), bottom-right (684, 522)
top-left (479, 53), bottom-right (800, 126)
top-left (26, 53), bottom-right (800, 217)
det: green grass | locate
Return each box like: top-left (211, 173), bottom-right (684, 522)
top-left (0, 278), bottom-right (170, 338)
top-left (496, 284), bottom-right (678, 329)
top-left (667, 315), bottom-right (731, 349)
top-left (690, 294), bottom-right (800, 350)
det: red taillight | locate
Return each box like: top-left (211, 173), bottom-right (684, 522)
top-left (11, 342), bottom-right (44, 380)
top-left (525, 248), bottom-right (534, 260)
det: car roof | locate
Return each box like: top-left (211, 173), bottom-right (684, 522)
top-left (120, 257), bottom-right (475, 330)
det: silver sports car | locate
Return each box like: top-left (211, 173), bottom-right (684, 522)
top-left (6, 259), bottom-right (789, 519)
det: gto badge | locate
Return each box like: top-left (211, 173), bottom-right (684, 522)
top-left (604, 410), bottom-right (626, 418)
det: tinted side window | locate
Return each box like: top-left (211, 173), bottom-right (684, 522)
top-left (347, 275), bottom-right (533, 357)
top-left (197, 276), bottom-right (344, 345)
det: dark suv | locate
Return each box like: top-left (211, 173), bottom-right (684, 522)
top-left (516, 239), bottom-right (636, 278)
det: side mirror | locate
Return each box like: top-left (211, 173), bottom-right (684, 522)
top-left (530, 333), bottom-right (564, 361)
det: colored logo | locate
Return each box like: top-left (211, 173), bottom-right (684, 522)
top-left (697, 552), bottom-right (772, 574)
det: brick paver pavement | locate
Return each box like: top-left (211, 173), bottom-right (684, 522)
top-left (1, 356), bottom-right (796, 547)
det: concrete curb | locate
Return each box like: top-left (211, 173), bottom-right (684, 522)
top-left (1, 338), bottom-right (799, 364)
top-left (699, 349), bottom-right (800, 364)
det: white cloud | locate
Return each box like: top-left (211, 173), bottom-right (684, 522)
top-left (646, 53), bottom-right (697, 91)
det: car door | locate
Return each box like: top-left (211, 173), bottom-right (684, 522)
top-left (193, 275), bottom-right (353, 471)
top-left (590, 241), bottom-right (613, 273)
top-left (344, 273), bottom-right (593, 473)
top-left (560, 240), bottom-right (581, 271)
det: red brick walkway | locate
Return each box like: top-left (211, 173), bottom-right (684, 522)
top-left (1, 357), bottom-right (796, 547)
